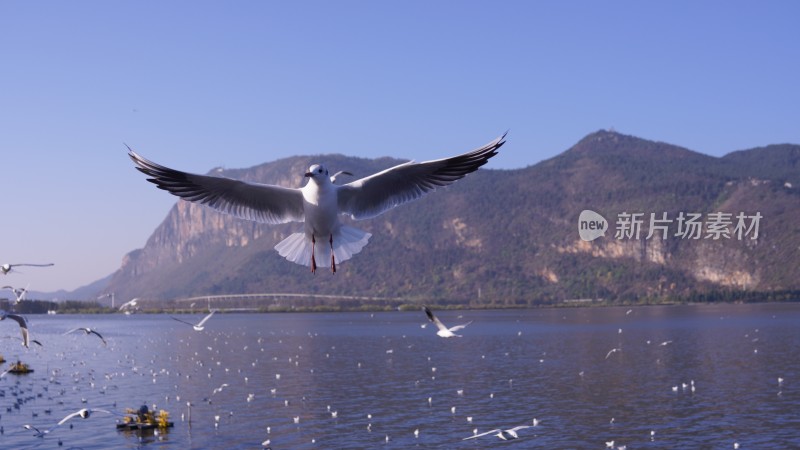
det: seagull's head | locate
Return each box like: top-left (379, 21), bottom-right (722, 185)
top-left (305, 164), bottom-right (329, 184)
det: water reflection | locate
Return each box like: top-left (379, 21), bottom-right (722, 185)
top-left (0, 304), bottom-right (797, 448)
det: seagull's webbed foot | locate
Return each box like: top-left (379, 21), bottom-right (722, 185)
top-left (330, 234), bottom-right (336, 274)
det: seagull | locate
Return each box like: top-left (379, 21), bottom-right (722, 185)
top-left (0, 310), bottom-right (32, 347)
top-left (128, 134), bottom-right (504, 273)
top-left (65, 327), bottom-right (107, 346)
top-left (25, 408), bottom-right (115, 437)
top-left (118, 297), bottom-right (139, 311)
top-left (463, 425), bottom-right (533, 441)
top-left (423, 305), bottom-right (472, 338)
top-left (1, 263), bottom-right (54, 275)
top-left (605, 347), bottom-right (622, 359)
top-left (171, 309), bottom-right (216, 331)
top-left (2, 284), bottom-right (29, 303)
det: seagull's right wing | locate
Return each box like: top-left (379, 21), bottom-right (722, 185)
top-left (171, 317), bottom-right (195, 327)
top-left (338, 134), bottom-right (505, 220)
top-left (129, 148), bottom-right (305, 225)
top-left (448, 321), bottom-right (472, 333)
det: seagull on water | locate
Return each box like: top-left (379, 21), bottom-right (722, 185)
top-left (1, 263), bottom-right (54, 275)
top-left (423, 305), bottom-right (472, 338)
top-left (0, 310), bottom-right (33, 348)
top-left (463, 425), bottom-right (533, 441)
top-left (65, 327), bottom-right (107, 346)
top-left (128, 134), bottom-right (505, 273)
top-left (171, 309), bottom-right (216, 331)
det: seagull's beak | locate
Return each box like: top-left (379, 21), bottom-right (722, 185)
top-left (304, 172), bottom-right (313, 178)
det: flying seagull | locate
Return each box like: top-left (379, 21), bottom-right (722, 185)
top-left (2, 284), bottom-right (29, 304)
top-left (172, 309), bottom-right (217, 331)
top-left (423, 305), bottom-right (472, 338)
top-left (118, 297), bottom-right (139, 311)
top-left (463, 425), bottom-right (534, 441)
top-left (25, 408), bottom-right (116, 437)
top-left (65, 327), bottom-right (107, 346)
top-left (128, 133), bottom-right (505, 273)
top-left (1, 263), bottom-right (54, 275)
top-left (0, 309), bottom-right (32, 347)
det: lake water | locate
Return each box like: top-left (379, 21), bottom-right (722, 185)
top-left (1, 303), bottom-right (798, 449)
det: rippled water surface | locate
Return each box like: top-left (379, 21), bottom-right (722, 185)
top-left (1, 303), bottom-right (798, 449)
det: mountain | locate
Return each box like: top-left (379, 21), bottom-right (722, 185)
top-left (29, 273), bottom-right (113, 302)
top-left (100, 130), bottom-right (800, 305)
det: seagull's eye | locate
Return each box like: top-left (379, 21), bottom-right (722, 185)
top-left (318, 169), bottom-right (323, 173)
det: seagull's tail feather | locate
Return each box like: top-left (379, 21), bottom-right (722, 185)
top-left (274, 226), bottom-right (371, 268)
top-left (331, 226), bottom-right (372, 265)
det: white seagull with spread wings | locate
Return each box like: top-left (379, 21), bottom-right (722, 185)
top-left (25, 408), bottom-right (117, 437)
top-left (423, 305), bottom-right (472, 338)
top-left (1, 263), bottom-right (53, 275)
top-left (463, 425), bottom-right (534, 441)
top-left (128, 134), bottom-right (504, 273)
top-left (0, 310), bottom-right (34, 348)
top-left (65, 327), bottom-right (107, 346)
top-left (171, 309), bottom-right (216, 331)
top-left (2, 284), bottom-right (29, 304)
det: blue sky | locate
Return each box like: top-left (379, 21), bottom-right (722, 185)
top-left (1, 1), bottom-right (798, 292)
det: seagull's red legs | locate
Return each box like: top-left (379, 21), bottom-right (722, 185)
top-left (311, 235), bottom-right (317, 274)
top-left (330, 234), bottom-right (336, 274)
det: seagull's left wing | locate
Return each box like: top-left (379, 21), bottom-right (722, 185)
top-left (448, 321), bottom-right (472, 333)
top-left (338, 134), bottom-right (505, 220)
top-left (196, 310), bottom-right (216, 327)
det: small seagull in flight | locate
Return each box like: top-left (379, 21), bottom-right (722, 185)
top-left (171, 309), bottom-right (217, 331)
top-left (463, 425), bottom-right (534, 441)
top-left (605, 347), bottom-right (622, 359)
top-left (1, 263), bottom-right (54, 275)
top-left (2, 284), bottom-right (29, 303)
top-left (0, 310), bottom-right (33, 348)
top-left (423, 306), bottom-right (472, 338)
top-left (65, 327), bottom-right (107, 346)
top-left (25, 408), bottom-right (116, 437)
top-left (128, 134), bottom-right (505, 273)
top-left (118, 297), bottom-right (139, 311)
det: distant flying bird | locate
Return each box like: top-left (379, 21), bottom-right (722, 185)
top-left (2, 284), bottom-right (29, 303)
top-left (1, 263), bottom-right (54, 275)
top-left (463, 425), bottom-right (534, 441)
top-left (0, 310), bottom-right (32, 348)
top-left (423, 305), bottom-right (472, 338)
top-left (605, 347), bottom-right (622, 359)
top-left (171, 309), bottom-right (216, 331)
top-left (65, 327), bottom-right (107, 346)
top-left (26, 408), bottom-right (115, 437)
top-left (128, 134), bottom-right (504, 273)
top-left (118, 297), bottom-right (139, 311)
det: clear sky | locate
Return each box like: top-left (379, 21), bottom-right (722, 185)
top-left (1, 1), bottom-right (798, 293)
